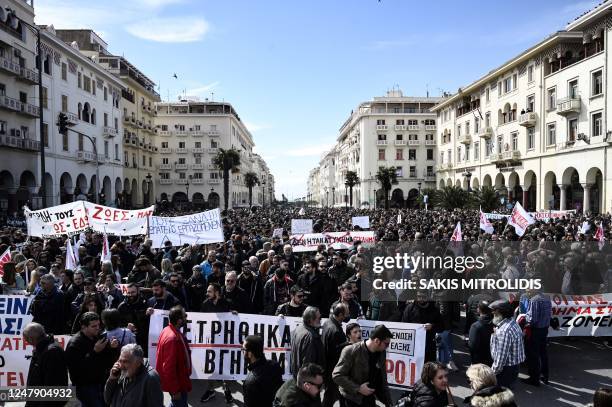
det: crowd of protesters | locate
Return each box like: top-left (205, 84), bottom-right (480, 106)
top-left (2, 205), bottom-right (612, 406)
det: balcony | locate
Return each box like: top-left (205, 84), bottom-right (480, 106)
top-left (394, 140), bottom-right (406, 146)
top-left (557, 97), bottom-right (581, 116)
top-left (192, 164), bottom-right (204, 170)
top-left (159, 163), bottom-right (172, 170)
top-left (478, 127), bottom-right (493, 139)
top-left (207, 130), bottom-right (220, 137)
top-left (159, 179), bottom-right (173, 185)
top-left (191, 130), bottom-right (205, 137)
top-left (192, 147), bottom-right (204, 153)
top-left (123, 115), bottom-right (131, 123)
top-left (76, 150), bottom-right (99, 162)
top-left (160, 147), bottom-right (172, 154)
top-left (62, 111), bottom-right (78, 125)
top-left (490, 153), bottom-right (504, 163)
top-left (0, 56), bottom-right (21, 75)
top-left (209, 179), bottom-right (221, 184)
top-left (208, 164), bottom-right (218, 170)
top-left (18, 102), bottom-right (39, 117)
top-left (502, 150), bottom-right (521, 161)
top-left (518, 112), bottom-right (537, 127)
top-left (407, 125), bottom-right (420, 130)
top-left (18, 67), bottom-right (38, 84)
top-left (408, 140), bottom-right (421, 146)
top-left (395, 125), bottom-right (406, 131)
top-left (191, 178), bottom-right (204, 184)
top-left (376, 125), bottom-right (388, 131)
top-left (423, 171), bottom-right (436, 181)
top-left (457, 133), bottom-right (472, 145)
top-left (207, 148), bottom-right (219, 154)
top-left (175, 179), bottom-right (188, 185)
top-left (425, 124), bottom-right (436, 131)
top-left (175, 147), bottom-right (188, 154)
top-left (159, 130), bottom-right (171, 137)
top-left (175, 163), bottom-right (188, 170)
top-left (0, 95), bottom-right (21, 112)
top-left (175, 130), bottom-right (188, 137)
top-left (376, 140), bottom-right (388, 146)
top-left (436, 163), bottom-right (453, 171)
top-left (103, 127), bottom-right (118, 138)
top-left (425, 140), bottom-right (436, 146)
top-left (0, 135), bottom-right (40, 151)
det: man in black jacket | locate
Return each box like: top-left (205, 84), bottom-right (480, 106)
top-left (274, 363), bottom-right (324, 407)
top-left (66, 312), bottom-right (120, 407)
top-left (23, 322), bottom-right (68, 407)
top-left (201, 283), bottom-right (231, 313)
top-left (401, 292), bottom-right (443, 362)
top-left (297, 259), bottom-right (326, 311)
top-left (242, 335), bottom-right (283, 407)
top-left (222, 271), bottom-right (249, 313)
top-left (290, 306), bottom-right (325, 378)
top-left (117, 284), bottom-right (149, 354)
top-left (468, 301), bottom-right (494, 365)
top-left (237, 260), bottom-right (264, 313)
top-left (30, 274), bottom-right (67, 335)
top-left (321, 303), bottom-right (348, 407)
top-left (276, 285), bottom-right (307, 317)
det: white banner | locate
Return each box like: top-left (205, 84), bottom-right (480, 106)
top-left (548, 293), bottom-right (612, 337)
top-left (85, 202), bottom-right (154, 236)
top-left (289, 231), bottom-right (376, 252)
top-left (0, 334), bottom-right (70, 387)
top-left (0, 295), bottom-right (33, 336)
top-left (148, 311), bottom-right (425, 389)
top-left (529, 210), bottom-right (576, 221)
top-left (24, 201), bottom-right (89, 237)
top-left (351, 216), bottom-right (370, 229)
top-left (148, 208), bottom-right (224, 248)
top-left (482, 213), bottom-right (510, 220)
top-left (291, 219), bottom-right (313, 234)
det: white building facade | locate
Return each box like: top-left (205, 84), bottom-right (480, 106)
top-left (309, 90), bottom-right (442, 208)
top-left (434, 4), bottom-right (612, 213)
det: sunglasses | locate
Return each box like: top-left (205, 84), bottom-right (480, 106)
top-left (295, 294), bottom-right (304, 298)
top-left (306, 381), bottom-right (323, 390)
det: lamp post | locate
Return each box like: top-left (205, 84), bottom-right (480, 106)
top-left (332, 187), bottom-right (335, 207)
top-left (81, 133), bottom-right (100, 204)
top-left (7, 9), bottom-right (45, 207)
top-left (185, 175), bottom-right (192, 203)
top-left (262, 180), bottom-right (266, 208)
top-left (374, 188), bottom-right (377, 210)
top-left (325, 187), bottom-right (328, 207)
top-left (417, 182), bottom-right (422, 209)
top-left (464, 171), bottom-right (472, 192)
top-left (344, 185), bottom-right (348, 209)
top-left (145, 173), bottom-right (152, 205)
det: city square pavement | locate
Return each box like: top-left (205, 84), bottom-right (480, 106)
top-left (162, 335), bottom-right (612, 407)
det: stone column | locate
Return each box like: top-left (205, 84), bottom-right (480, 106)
top-left (522, 186), bottom-right (529, 209)
top-left (583, 183), bottom-right (592, 214)
top-left (559, 184), bottom-right (568, 211)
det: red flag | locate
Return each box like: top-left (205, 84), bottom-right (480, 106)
top-left (0, 247), bottom-right (11, 277)
top-left (595, 224), bottom-right (605, 250)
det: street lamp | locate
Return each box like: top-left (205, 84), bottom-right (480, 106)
top-left (463, 171), bottom-right (472, 192)
top-left (325, 187), bottom-right (329, 207)
top-left (262, 180), bottom-right (266, 208)
top-left (344, 184), bottom-right (348, 209)
top-left (417, 182), bottom-right (422, 209)
top-left (332, 187), bottom-right (335, 207)
top-left (145, 173), bottom-right (153, 205)
top-left (185, 174), bottom-right (192, 202)
top-left (374, 188), bottom-right (377, 210)
top-left (7, 8), bottom-right (46, 207)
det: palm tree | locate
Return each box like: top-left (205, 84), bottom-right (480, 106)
top-left (344, 171), bottom-right (360, 208)
top-left (244, 172), bottom-right (259, 208)
top-left (213, 148), bottom-right (241, 211)
top-left (435, 185), bottom-right (470, 210)
top-left (472, 186), bottom-right (499, 212)
top-left (375, 166), bottom-right (398, 209)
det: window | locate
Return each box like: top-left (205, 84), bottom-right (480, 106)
top-left (142, 155), bottom-right (146, 166)
top-left (474, 118), bottom-right (480, 133)
top-left (84, 76), bottom-right (91, 93)
top-left (178, 141), bottom-right (186, 148)
top-left (526, 95), bottom-right (535, 112)
top-left (408, 120), bottom-right (418, 126)
top-left (0, 84), bottom-right (5, 96)
top-left (78, 134), bottom-right (84, 150)
top-left (486, 88), bottom-right (490, 103)
top-left (497, 136), bottom-right (503, 153)
top-left (395, 167), bottom-right (403, 177)
top-left (210, 172), bottom-right (220, 179)
top-left (592, 70), bottom-right (603, 96)
top-left (426, 166), bottom-right (434, 176)
top-left (425, 133), bottom-right (434, 141)
top-left (395, 149), bottom-right (403, 160)
top-left (104, 113), bottom-right (108, 127)
top-left (376, 119), bottom-right (386, 125)
top-left (124, 151), bottom-right (128, 164)
top-left (568, 119), bottom-right (578, 142)
top-left (77, 72), bottom-right (82, 89)
top-left (104, 141), bottom-right (109, 158)
top-left (409, 166), bottom-right (416, 177)
top-left (456, 147), bottom-right (461, 162)
top-left (409, 134), bottom-right (418, 141)
top-left (503, 77), bottom-right (512, 93)
top-left (465, 121), bottom-right (470, 135)
top-left (465, 145), bottom-right (470, 161)
top-left (547, 87), bottom-right (556, 110)
top-left (162, 157), bottom-right (169, 164)
top-left (512, 74), bottom-right (518, 90)
top-left (195, 141), bottom-right (202, 148)
top-left (498, 82), bottom-right (502, 97)
top-left (474, 141), bottom-right (480, 159)
top-left (426, 148), bottom-right (433, 160)
top-left (194, 156), bottom-right (202, 164)
top-left (396, 119), bottom-right (404, 125)
top-left (592, 112), bottom-right (603, 137)
top-left (42, 123), bottom-right (48, 147)
top-left (547, 123), bottom-right (556, 146)
top-left (92, 81), bottom-right (96, 95)
top-left (61, 95), bottom-right (68, 112)
top-left (43, 55), bottom-right (51, 75)
top-left (457, 124), bottom-right (461, 137)
top-left (193, 172), bottom-right (202, 179)
top-left (440, 152), bottom-right (444, 163)
top-left (568, 79), bottom-right (578, 98)
top-left (485, 112), bottom-right (491, 127)
top-left (408, 149), bottom-right (416, 160)
top-left (178, 157), bottom-right (186, 164)
top-left (62, 132), bottom-right (68, 151)
top-left (377, 134), bottom-right (387, 141)
top-left (104, 87), bottom-right (108, 101)
top-left (114, 144), bottom-right (119, 159)
top-left (61, 63), bottom-right (67, 80)
top-left (160, 173), bottom-right (170, 180)
top-left (527, 127), bottom-right (535, 150)
top-left (179, 172), bottom-right (186, 179)
top-left (378, 149), bottom-right (385, 160)
top-left (527, 65), bottom-right (534, 83)
top-left (396, 134), bottom-right (403, 141)
top-left (161, 142), bottom-right (168, 148)
top-left (41, 87), bottom-right (48, 109)
top-left (511, 132), bottom-right (518, 150)
top-left (485, 140), bottom-right (493, 157)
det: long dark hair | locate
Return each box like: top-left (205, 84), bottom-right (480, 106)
top-left (420, 362), bottom-right (446, 387)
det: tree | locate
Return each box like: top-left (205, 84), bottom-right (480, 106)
top-left (434, 185), bottom-right (470, 210)
top-left (472, 186), bottom-right (499, 212)
top-left (244, 172), bottom-right (259, 208)
top-left (344, 171), bottom-right (360, 208)
top-left (375, 167), bottom-right (398, 209)
top-left (213, 148), bottom-right (241, 211)
top-left (417, 188), bottom-right (438, 209)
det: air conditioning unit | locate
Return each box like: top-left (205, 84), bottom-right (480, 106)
top-left (10, 129), bottom-right (20, 137)
top-left (577, 133), bottom-right (584, 140)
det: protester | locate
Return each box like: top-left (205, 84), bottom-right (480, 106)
top-left (30, 274), bottom-right (67, 335)
top-left (522, 289), bottom-right (552, 386)
top-left (222, 270), bottom-right (248, 312)
top-left (333, 324), bottom-right (393, 407)
top-left (464, 364), bottom-right (517, 407)
top-left (104, 344), bottom-right (164, 407)
top-left (23, 322), bottom-right (68, 407)
top-left (401, 291), bottom-right (443, 362)
top-left (321, 303), bottom-right (348, 407)
top-left (274, 363), bottom-right (325, 407)
top-left (276, 285), bottom-right (307, 317)
top-left (409, 362), bottom-right (451, 407)
top-left (242, 335), bottom-right (284, 407)
top-left (290, 306), bottom-right (325, 377)
top-left (155, 306), bottom-right (192, 407)
top-left (345, 322), bottom-right (362, 344)
top-left (145, 279), bottom-right (179, 316)
top-left (263, 262), bottom-right (294, 314)
top-left (330, 281), bottom-right (364, 322)
top-left (469, 301), bottom-right (494, 366)
top-left (101, 308), bottom-right (136, 346)
top-left (489, 300), bottom-right (525, 389)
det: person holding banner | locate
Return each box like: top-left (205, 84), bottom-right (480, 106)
top-left (241, 335), bottom-right (284, 407)
top-left (333, 324), bottom-right (393, 407)
top-left (276, 285), bottom-right (307, 317)
top-left (155, 306), bottom-right (192, 407)
top-left (291, 306), bottom-right (326, 378)
top-left (30, 274), bottom-right (68, 335)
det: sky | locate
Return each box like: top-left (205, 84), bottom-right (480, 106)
top-left (34, 0), bottom-right (600, 200)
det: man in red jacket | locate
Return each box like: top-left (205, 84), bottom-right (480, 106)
top-left (155, 305), bottom-right (192, 407)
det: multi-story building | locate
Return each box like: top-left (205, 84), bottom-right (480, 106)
top-left (54, 29), bottom-right (161, 208)
top-left (307, 167), bottom-right (320, 205)
top-left (309, 90), bottom-right (442, 208)
top-left (154, 98), bottom-right (273, 209)
top-left (0, 0), bottom-right (41, 213)
top-left (433, 3), bottom-right (612, 213)
top-left (40, 26), bottom-right (124, 206)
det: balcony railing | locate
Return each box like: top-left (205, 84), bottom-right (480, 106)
top-left (0, 95), bottom-right (21, 112)
top-left (191, 178), bottom-right (204, 184)
top-left (75, 150), bottom-right (101, 162)
top-left (408, 140), bottom-right (421, 146)
top-left (424, 124), bottom-right (436, 131)
top-left (103, 127), bottom-right (118, 138)
top-left (478, 127), bottom-right (493, 139)
top-left (62, 111), bottom-right (78, 125)
top-left (502, 150), bottom-right (521, 161)
top-left (159, 179), bottom-right (173, 184)
top-left (191, 130), bottom-right (205, 137)
top-left (376, 140), bottom-right (388, 145)
top-left (207, 148), bottom-right (219, 154)
top-left (18, 66), bottom-right (38, 84)
top-left (175, 130), bottom-right (188, 137)
top-left (160, 147), bottom-right (172, 153)
top-left (407, 125), bottom-right (420, 130)
top-left (208, 164), bottom-right (218, 170)
top-left (457, 134), bottom-right (472, 145)
top-left (175, 179), bottom-right (188, 185)
top-left (394, 125), bottom-right (406, 131)
top-left (557, 97), bottom-right (581, 116)
top-left (159, 163), bottom-right (172, 170)
top-left (19, 102), bottom-right (39, 117)
top-left (209, 179), bottom-right (221, 184)
top-left (376, 125), bottom-right (388, 131)
top-left (394, 140), bottom-right (406, 146)
top-left (0, 56), bottom-right (21, 75)
top-left (175, 163), bottom-right (188, 170)
top-left (192, 147), bottom-right (204, 153)
top-left (175, 147), bottom-right (188, 154)
top-left (158, 130), bottom-right (171, 137)
top-left (192, 164), bottom-right (204, 170)
top-left (0, 135), bottom-right (40, 151)
top-left (207, 130), bottom-right (220, 137)
top-left (423, 171), bottom-right (436, 181)
top-left (518, 112), bottom-right (537, 127)
top-left (425, 140), bottom-right (436, 145)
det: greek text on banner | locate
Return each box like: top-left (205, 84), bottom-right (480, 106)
top-left (148, 208), bottom-right (224, 248)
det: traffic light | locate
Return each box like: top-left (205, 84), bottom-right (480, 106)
top-left (57, 112), bottom-right (68, 135)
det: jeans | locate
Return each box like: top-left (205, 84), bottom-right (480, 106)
top-left (436, 330), bottom-right (454, 364)
top-left (169, 392), bottom-right (188, 407)
top-left (496, 364), bottom-right (520, 389)
top-left (526, 327), bottom-right (549, 381)
top-left (75, 384), bottom-right (105, 407)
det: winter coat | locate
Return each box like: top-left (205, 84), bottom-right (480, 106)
top-left (411, 380), bottom-right (448, 407)
top-left (30, 288), bottom-right (67, 335)
top-left (263, 274), bottom-right (294, 314)
top-left (401, 301), bottom-right (443, 362)
top-left (290, 324), bottom-right (325, 377)
top-left (468, 314), bottom-right (494, 365)
top-left (243, 358), bottom-right (284, 407)
top-left (25, 335), bottom-right (68, 407)
top-left (103, 361), bottom-right (164, 407)
top-left (273, 379), bottom-right (322, 407)
top-left (463, 385), bottom-right (517, 407)
top-left (65, 332), bottom-right (118, 386)
top-left (155, 324), bottom-right (192, 394)
top-left (321, 317), bottom-right (346, 377)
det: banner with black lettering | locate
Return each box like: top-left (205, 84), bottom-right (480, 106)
top-left (289, 231), bottom-right (376, 252)
top-left (148, 209), bottom-right (224, 248)
top-left (0, 295), bottom-right (33, 335)
top-left (84, 203), bottom-right (154, 236)
top-left (548, 293), bottom-right (612, 337)
top-left (24, 201), bottom-right (90, 237)
top-left (147, 311), bottom-right (425, 389)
